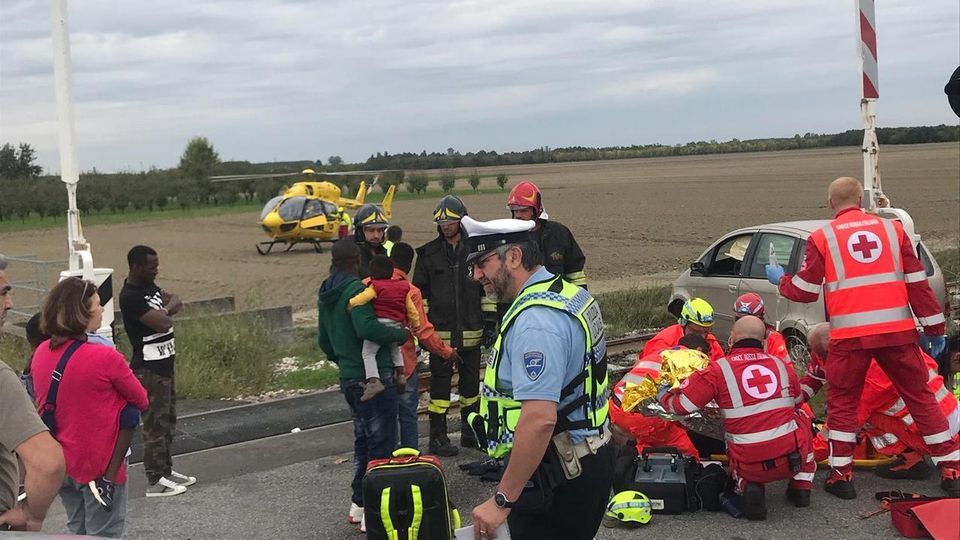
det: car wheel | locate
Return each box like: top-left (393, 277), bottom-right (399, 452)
top-left (784, 331), bottom-right (810, 372)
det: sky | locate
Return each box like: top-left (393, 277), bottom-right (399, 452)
top-left (1, 0), bottom-right (958, 173)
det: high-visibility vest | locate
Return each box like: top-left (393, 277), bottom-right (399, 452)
top-left (469, 276), bottom-right (609, 458)
top-left (711, 351), bottom-right (801, 463)
top-left (810, 209), bottom-right (916, 339)
top-left (384, 240), bottom-right (394, 256)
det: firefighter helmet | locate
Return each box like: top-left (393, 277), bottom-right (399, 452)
top-left (433, 195), bottom-right (468, 223)
top-left (506, 181), bottom-right (543, 216)
top-left (603, 491), bottom-right (652, 528)
top-left (734, 292), bottom-right (765, 319)
top-left (353, 204), bottom-right (389, 244)
top-left (679, 298), bottom-right (714, 328)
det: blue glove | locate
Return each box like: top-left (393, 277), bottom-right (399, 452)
top-left (765, 264), bottom-right (785, 286)
top-left (928, 335), bottom-right (946, 358)
top-left (656, 385), bottom-right (671, 402)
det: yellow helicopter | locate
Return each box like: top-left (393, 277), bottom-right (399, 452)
top-left (210, 168), bottom-right (396, 255)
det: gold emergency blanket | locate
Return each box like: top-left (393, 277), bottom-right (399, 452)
top-left (657, 349), bottom-right (710, 389)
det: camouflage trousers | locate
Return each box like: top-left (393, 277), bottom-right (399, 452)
top-left (136, 371), bottom-right (176, 485)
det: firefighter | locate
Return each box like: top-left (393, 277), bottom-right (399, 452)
top-left (660, 316), bottom-right (815, 521)
top-left (608, 334), bottom-right (709, 459)
top-left (353, 204), bottom-right (390, 279)
top-left (733, 293), bottom-right (788, 360)
top-left (412, 196), bottom-right (486, 456)
top-left (768, 176), bottom-right (958, 498)
top-left (642, 298), bottom-right (725, 361)
top-left (463, 216), bottom-right (613, 540)
top-left (802, 324), bottom-right (960, 484)
top-left (506, 181), bottom-right (587, 288)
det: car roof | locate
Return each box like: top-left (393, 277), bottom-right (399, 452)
top-left (731, 220), bottom-right (829, 237)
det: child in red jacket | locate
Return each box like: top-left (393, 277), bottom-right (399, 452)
top-left (349, 255), bottom-right (419, 401)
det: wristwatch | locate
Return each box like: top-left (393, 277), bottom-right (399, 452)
top-left (494, 491), bottom-right (514, 509)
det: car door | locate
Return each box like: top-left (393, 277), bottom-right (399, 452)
top-left (738, 231), bottom-right (802, 327)
top-left (690, 231), bottom-right (756, 339)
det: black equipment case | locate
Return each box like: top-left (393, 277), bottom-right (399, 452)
top-left (362, 448), bottom-right (461, 539)
top-left (630, 446), bottom-right (689, 515)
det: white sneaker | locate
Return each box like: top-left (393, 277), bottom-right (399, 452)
top-left (360, 515), bottom-right (366, 533)
top-left (145, 476), bottom-right (187, 498)
top-left (348, 503), bottom-right (363, 524)
top-left (169, 470), bottom-right (197, 487)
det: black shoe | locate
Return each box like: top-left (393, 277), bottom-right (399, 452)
top-left (875, 453), bottom-right (933, 480)
top-left (824, 473), bottom-right (857, 500)
top-left (786, 486), bottom-right (811, 508)
top-left (743, 482), bottom-right (767, 521)
top-left (941, 468), bottom-right (960, 497)
top-left (429, 437), bottom-right (460, 457)
top-left (459, 458), bottom-right (499, 475)
top-left (88, 477), bottom-right (116, 512)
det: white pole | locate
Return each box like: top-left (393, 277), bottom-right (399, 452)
top-left (51, 0), bottom-right (88, 271)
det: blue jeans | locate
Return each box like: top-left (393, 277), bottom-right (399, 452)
top-left (398, 369), bottom-right (419, 449)
top-left (342, 370), bottom-right (399, 506)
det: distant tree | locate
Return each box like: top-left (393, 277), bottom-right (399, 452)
top-left (328, 155), bottom-right (343, 167)
top-left (496, 173), bottom-right (509, 190)
top-left (439, 171), bottom-right (456, 193)
top-left (468, 170), bottom-right (481, 191)
top-left (405, 173), bottom-right (428, 195)
top-left (178, 137), bottom-right (221, 204)
top-left (379, 170), bottom-right (403, 193)
top-left (0, 143), bottom-right (43, 179)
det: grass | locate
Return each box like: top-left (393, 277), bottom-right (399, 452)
top-left (0, 202), bottom-right (264, 234)
top-left (594, 286), bottom-right (675, 337)
top-left (934, 247), bottom-right (959, 283)
top-left (0, 333), bottom-right (32, 372)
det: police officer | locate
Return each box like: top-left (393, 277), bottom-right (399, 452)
top-left (506, 181), bottom-right (587, 288)
top-left (353, 204), bottom-right (389, 279)
top-left (463, 216), bottom-right (613, 540)
top-left (413, 196), bottom-right (485, 456)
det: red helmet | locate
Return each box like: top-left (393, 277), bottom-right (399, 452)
top-left (506, 181), bottom-right (543, 216)
top-left (734, 293), bottom-right (765, 319)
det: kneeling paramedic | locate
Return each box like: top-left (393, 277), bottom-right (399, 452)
top-left (463, 216), bottom-right (613, 540)
top-left (659, 316), bottom-right (815, 521)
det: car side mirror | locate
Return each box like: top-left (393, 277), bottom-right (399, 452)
top-left (690, 262), bottom-right (706, 275)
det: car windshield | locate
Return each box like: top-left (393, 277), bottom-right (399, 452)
top-left (259, 196), bottom-right (283, 220)
top-left (277, 197), bottom-right (307, 221)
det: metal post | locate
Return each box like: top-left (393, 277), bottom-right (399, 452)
top-left (856, 0), bottom-right (888, 210)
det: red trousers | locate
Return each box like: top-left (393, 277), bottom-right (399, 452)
top-left (730, 412), bottom-right (816, 492)
top-left (825, 342), bottom-right (959, 473)
top-left (608, 400), bottom-right (700, 458)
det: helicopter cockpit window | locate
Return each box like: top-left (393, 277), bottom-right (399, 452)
top-left (321, 201), bottom-right (339, 218)
top-left (302, 199), bottom-right (326, 219)
top-left (277, 197), bottom-right (307, 221)
top-left (259, 196), bottom-right (283, 221)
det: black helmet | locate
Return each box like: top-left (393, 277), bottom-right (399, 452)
top-left (353, 204), bottom-right (389, 244)
top-left (433, 195), bottom-right (468, 223)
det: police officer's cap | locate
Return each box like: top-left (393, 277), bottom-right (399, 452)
top-left (461, 216), bottom-right (535, 263)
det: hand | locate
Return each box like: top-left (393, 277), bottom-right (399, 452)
top-left (472, 497), bottom-right (509, 539)
top-left (765, 264), bottom-right (785, 286)
top-left (927, 335), bottom-right (947, 358)
top-left (0, 505), bottom-right (41, 532)
top-left (481, 320), bottom-right (498, 349)
top-left (395, 371), bottom-right (407, 394)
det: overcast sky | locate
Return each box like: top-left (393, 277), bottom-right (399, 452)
top-left (1, 0), bottom-right (957, 173)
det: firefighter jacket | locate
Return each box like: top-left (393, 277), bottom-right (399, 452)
top-left (641, 324), bottom-right (725, 361)
top-left (470, 275), bottom-right (609, 459)
top-left (779, 208), bottom-right (945, 343)
top-left (536, 219), bottom-right (587, 287)
top-left (661, 340), bottom-right (804, 464)
top-left (413, 236), bottom-right (488, 349)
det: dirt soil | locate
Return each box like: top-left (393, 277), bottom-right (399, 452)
top-left (3, 143), bottom-right (957, 314)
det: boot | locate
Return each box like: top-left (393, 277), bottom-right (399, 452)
top-left (743, 482), bottom-right (767, 521)
top-left (824, 470), bottom-right (857, 500)
top-left (940, 466), bottom-right (960, 497)
top-left (460, 403), bottom-right (480, 450)
top-left (786, 486), bottom-right (811, 508)
top-left (875, 452), bottom-right (933, 480)
top-left (428, 412), bottom-right (459, 457)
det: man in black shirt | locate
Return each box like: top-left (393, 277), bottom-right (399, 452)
top-left (119, 245), bottom-right (194, 498)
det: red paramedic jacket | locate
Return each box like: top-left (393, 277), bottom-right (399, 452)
top-left (641, 324), bottom-right (725, 362)
top-left (660, 341), bottom-right (804, 464)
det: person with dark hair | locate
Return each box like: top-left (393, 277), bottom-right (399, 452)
top-left (348, 255), bottom-right (419, 402)
top-left (385, 225), bottom-right (403, 249)
top-left (31, 277), bottom-right (148, 537)
top-left (17, 314), bottom-right (46, 399)
top-left (119, 245), bottom-right (194, 498)
top-left (388, 243), bottom-right (457, 449)
top-left (0, 254), bottom-right (65, 533)
top-left (318, 239), bottom-right (411, 532)
top-left (463, 217), bottom-right (613, 540)
top-left (413, 195), bottom-right (484, 456)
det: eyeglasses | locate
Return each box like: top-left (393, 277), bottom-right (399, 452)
top-left (468, 250), bottom-right (500, 275)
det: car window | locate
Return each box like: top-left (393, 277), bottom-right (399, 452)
top-left (916, 243), bottom-right (935, 277)
top-left (705, 233), bottom-right (753, 276)
top-left (747, 233), bottom-right (799, 278)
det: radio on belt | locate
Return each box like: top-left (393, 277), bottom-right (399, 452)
top-left (629, 446), bottom-right (688, 515)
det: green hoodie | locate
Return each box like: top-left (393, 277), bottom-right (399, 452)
top-left (318, 272), bottom-right (409, 380)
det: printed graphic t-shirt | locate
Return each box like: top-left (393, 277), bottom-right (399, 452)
top-left (119, 280), bottom-right (175, 377)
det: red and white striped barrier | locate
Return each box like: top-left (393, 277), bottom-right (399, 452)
top-left (858, 0), bottom-right (879, 99)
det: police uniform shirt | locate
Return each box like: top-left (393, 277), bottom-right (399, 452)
top-left (497, 266), bottom-right (595, 444)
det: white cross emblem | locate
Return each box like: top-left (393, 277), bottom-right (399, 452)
top-left (741, 364), bottom-right (778, 399)
top-left (846, 231), bottom-right (883, 264)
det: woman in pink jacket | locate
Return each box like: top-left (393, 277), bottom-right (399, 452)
top-left (31, 277), bottom-right (148, 538)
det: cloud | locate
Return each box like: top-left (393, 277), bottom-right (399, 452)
top-left (0, 0), bottom-right (957, 172)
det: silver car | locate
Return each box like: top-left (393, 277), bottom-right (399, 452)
top-left (670, 219), bottom-right (948, 366)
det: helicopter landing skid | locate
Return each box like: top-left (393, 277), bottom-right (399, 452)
top-left (256, 240), bottom-right (325, 255)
